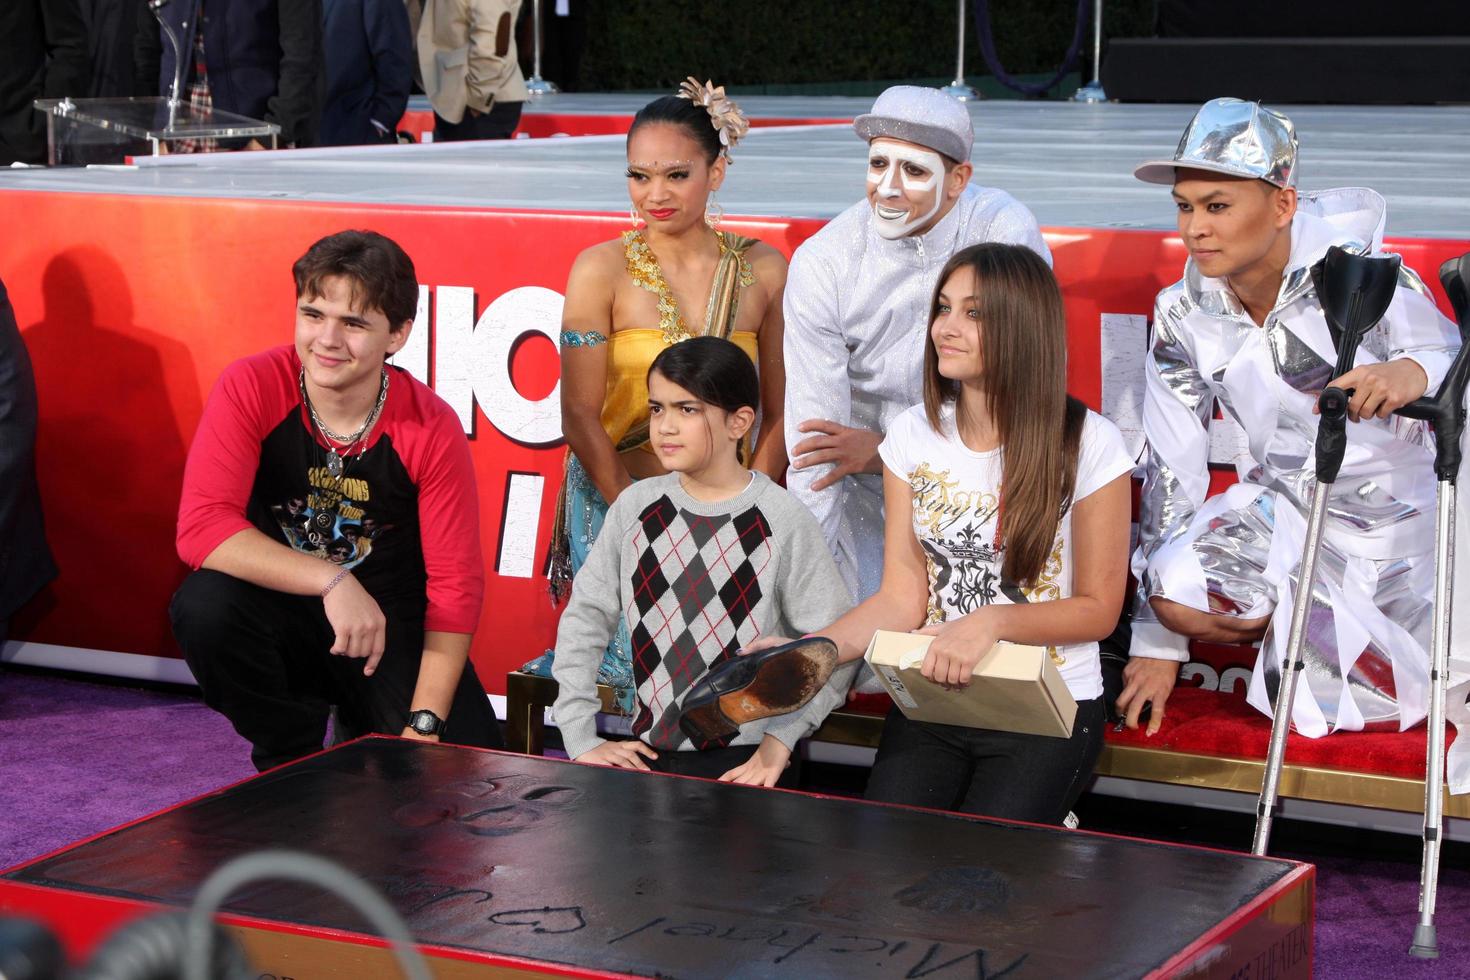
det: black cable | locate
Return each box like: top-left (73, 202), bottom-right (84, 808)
top-left (77, 912), bottom-right (251, 980)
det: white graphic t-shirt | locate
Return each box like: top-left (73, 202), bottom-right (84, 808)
top-left (878, 402), bottom-right (1136, 700)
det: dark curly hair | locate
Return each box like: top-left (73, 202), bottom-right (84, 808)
top-left (292, 230), bottom-right (417, 326)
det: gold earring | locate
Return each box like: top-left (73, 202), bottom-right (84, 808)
top-left (629, 206), bottom-right (644, 229)
top-left (704, 195), bottom-right (724, 229)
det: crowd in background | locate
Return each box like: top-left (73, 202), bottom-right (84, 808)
top-left (1, 0), bottom-right (590, 165)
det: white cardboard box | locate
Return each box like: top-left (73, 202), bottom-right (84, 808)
top-left (862, 630), bottom-right (1077, 737)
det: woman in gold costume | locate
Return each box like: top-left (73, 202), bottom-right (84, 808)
top-left (523, 80), bottom-right (788, 706)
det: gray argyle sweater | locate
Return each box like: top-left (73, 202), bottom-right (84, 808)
top-left (551, 472), bottom-right (855, 760)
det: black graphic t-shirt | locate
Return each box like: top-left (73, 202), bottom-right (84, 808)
top-left (177, 345), bottom-right (483, 633)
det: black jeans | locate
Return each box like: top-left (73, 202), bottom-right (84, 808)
top-left (1099, 592), bottom-right (1135, 722)
top-left (170, 569), bottom-right (501, 772)
top-left (433, 100), bottom-right (523, 141)
top-left (644, 741), bottom-right (802, 788)
top-left (864, 698), bottom-right (1106, 825)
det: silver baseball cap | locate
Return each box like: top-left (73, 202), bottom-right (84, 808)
top-left (853, 86), bottom-right (973, 164)
top-left (1134, 97), bottom-right (1298, 188)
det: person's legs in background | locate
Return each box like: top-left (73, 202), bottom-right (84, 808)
top-left (433, 101), bottom-right (523, 141)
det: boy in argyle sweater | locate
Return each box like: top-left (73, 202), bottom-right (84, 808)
top-left (552, 338), bottom-right (855, 786)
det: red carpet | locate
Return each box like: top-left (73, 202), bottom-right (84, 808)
top-left (849, 686), bottom-right (1448, 780)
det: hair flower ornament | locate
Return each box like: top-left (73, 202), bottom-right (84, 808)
top-left (678, 77), bottom-right (750, 159)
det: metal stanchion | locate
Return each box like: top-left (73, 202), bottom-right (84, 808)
top-left (940, 0), bottom-right (982, 102)
top-left (524, 0), bottom-right (560, 98)
top-left (1072, 0), bottom-right (1108, 103)
top-left (148, 0), bottom-right (188, 128)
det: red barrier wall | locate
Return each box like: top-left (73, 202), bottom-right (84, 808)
top-left (395, 111), bottom-right (852, 143)
top-left (2, 188), bottom-right (1464, 694)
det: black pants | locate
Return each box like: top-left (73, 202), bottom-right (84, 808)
top-left (170, 569), bottom-right (501, 772)
top-left (1099, 592), bottom-right (1135, 722)
top-left (864, 698), bottom-right (1106, 825)
top-left (433, 100), bottom-right (522, 141)
top-left (643, 741), bottom-right (801, 788)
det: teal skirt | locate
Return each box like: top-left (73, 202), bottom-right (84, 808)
top-left (521, 455), bottom-right (635, 713)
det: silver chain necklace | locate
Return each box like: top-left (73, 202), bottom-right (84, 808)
top-left (299, 368), bottom-right (390, 478)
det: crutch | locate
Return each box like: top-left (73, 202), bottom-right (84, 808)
top-left (1252, 245), bottom-right (1404, 856)
top-left (1398, 253), bottom-right (1470, 958)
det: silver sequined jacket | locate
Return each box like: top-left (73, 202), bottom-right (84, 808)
top-left (1130, 187), bottom-right (1458, 660)
top-left (783, 184), bottom-right (1051, 601)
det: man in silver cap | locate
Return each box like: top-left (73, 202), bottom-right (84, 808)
top-left (783, 85), bottom-right (1050, 602)
top-left (1118, 98), bottom-right (1461, 756)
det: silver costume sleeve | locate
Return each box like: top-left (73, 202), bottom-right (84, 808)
top-left (1374, 274), bottom-right (1458, 394)
top-left (987, 199), bottom-right (1053, 269)
top-left (782, 246), bottom-right (854, 557)
top-left (1130, 298), bottom-right (1214, 661)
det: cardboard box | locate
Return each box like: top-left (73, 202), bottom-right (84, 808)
top-left (863, 630), bottom-right (1077, 737)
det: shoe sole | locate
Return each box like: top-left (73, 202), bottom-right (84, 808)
top-left (681, 639), bottom-right (838, 742)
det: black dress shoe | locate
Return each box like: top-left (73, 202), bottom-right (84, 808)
top-left (678, 637), bottom-right (839, 742)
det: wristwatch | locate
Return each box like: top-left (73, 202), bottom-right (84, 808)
top-left (407, 709), bottom-right (446, 737)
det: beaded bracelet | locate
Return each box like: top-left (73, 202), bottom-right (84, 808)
top-left (321, 568), bottom-right (351, 598)
top-left (560, 329), bottom-right (607, 348)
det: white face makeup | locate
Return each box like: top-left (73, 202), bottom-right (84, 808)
top-left (865, 139), bottom-right (945, 240)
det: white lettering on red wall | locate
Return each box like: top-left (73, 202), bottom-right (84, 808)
top-left (1100, 312), bottom-right (1248, 468)
top-left (392, 285), bottom-right (567, 579)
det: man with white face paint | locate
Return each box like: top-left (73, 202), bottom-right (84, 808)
top-left (869, 140), bottom-right (948, 239)
top-left (783, 86), bottom-right (1050, 602)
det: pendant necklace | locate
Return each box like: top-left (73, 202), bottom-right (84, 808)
top-left (300, 368), bottom-right (391, 481)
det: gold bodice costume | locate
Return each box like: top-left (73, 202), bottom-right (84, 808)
top-left (598, 229), bottom-right (758, 456)
top-left (600, 330), bottom-right (760, 453)
top-left (549, 228), bottom-right (760, 598)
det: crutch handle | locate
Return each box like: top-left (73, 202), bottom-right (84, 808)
top-left (1311, 246), bottom-right (1403, 379)
top-left (1440, 253), bottom-right (1469, 328)
top-left (1396, 349), bottom-right (1470, 481)
top-left (1395, 252), bottom-right (1470, 481)
top-left (1310, 246), bottom-right (1404, 484)
top-left (1315, 385), bottom-right (1352, 484)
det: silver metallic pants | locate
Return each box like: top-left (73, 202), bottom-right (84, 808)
top-left (1144, 482), bottom-right (1435, 737)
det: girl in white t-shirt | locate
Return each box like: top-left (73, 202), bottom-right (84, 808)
top-left (761, 242), bottom-right (1135, 823)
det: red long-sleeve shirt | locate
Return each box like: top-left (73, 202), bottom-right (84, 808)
top-left (177, 345), bottom-right (483, 634)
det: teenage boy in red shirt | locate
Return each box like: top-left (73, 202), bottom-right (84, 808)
top-left (171, 230), bottom-right (500, 770)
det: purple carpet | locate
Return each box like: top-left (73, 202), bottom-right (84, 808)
top-left (1, 668), bottom-right (1467, 977)
top-left (0, 669), bottom-right (255, 871)
top-left (1307, 852), bottom-right (1469, 977)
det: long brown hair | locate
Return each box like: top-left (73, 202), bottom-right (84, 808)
top-left (922, 243), bottom-right (1085, 588)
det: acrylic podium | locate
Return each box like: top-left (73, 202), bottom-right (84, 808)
top-left (32, 97), bottom-right (280, 165)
